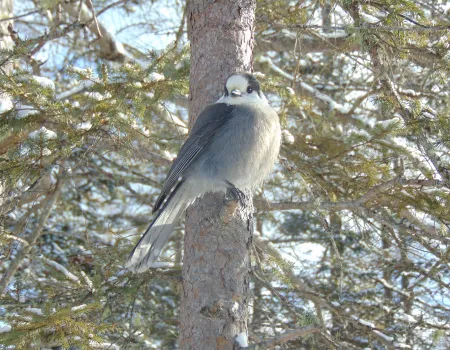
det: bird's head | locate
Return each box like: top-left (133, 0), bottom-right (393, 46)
top-left (218, 73), bottom-right (268, 105)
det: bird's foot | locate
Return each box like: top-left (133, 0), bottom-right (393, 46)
top-left (224, 181), bottom-right (246, 207)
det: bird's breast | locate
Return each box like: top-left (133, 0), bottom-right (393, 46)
top-left (194, 104), bottom-right (281, 190)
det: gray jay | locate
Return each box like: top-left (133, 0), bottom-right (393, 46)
top-left (126, 73), bottom-right (281, 272)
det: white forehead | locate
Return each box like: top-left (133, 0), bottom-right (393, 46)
top-left (226, 75), bottom-right (249, 91)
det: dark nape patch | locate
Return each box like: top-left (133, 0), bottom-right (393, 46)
top-left (223, 81), bottom-right (229, 96)
top-left (241, 73), bottom-right (261, 94)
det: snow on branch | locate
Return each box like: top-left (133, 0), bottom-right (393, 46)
top-left (56, 81), bottom-right (94, 100)
top-left (0, 325), bottom-right (12, 333)
top-left (345, 310), bottom-right (401, 348)
top-left (25, 307), bottom-right (44, 316)
top-left (252, 325), bottom-right (321, 349)
top-left (257, 56), bottom-right (349, 113)
top-left (88, 340), bottom-right (120, 349)
top-left (41, 256), bottom-right (80, 284)
top-left (2, 234), bottom-right (29, 246)
top-left (376, 278), bottom-right (411, 298)
top-left (80, 271), bottom-right (95, 292)
top-left (351, 314), bottom-right (376, 329)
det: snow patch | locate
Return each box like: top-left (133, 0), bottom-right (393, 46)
top-left (253, 72), bottom-right (266, 79)
top-left (162, 150), bottom-right (177, 161)
top-left (75, 122), bottom-right (93, 131)
top-left (32, 75), bottom-right (55, 91)
top-left (320, 31), bottom-right (349, 39)
top-left (42, 257), bottom-right (80, 283)
top-left (375, 116), bottom-right (404, 130)
top-left (373, 330), bottom-right (394, 342)
top-left (231, 302), bottom-right (239, 313)
top-left (0, 96), bottom-right (13, 113)
top-left (377, 278), bottom-right (410, 297)
top-left (286, 87), bottom-right (295, 96)
top-left (85, 91), bottom-right (111, 101)
top-left (351, 315), bottom-right (375, 328)
top-left (149, 262), bottom-right (173, 268)
top-left (89, 341), bottom-right (120, 349)
top-left (81, 271), bottom-right (95, 292)
top-left (235, 332), bottom-right (248, 348)
top-left (145, 72), bottom-right (165, 83)
top-left (0, 325), bottom-right (11, 333)
top-left (282, 130), bottom-right (295, 144)
top-left (396, 313), bottom-right (417, 323)
top-left (29, 127), bottom-right (57, 140)
top-left (16, 105), bottom-right (39, 119)
top-left (361, 12), bottom-right (380, 24)
top-left (56, 81), bottom-right (94, 100)
top-left (71, 304), bottom-right (87, 312)
top-left (71, 66), bottom-right (93, 77)
top-left (25, 307), bottom-right (44, 316)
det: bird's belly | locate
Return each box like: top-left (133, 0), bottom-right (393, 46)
top-left (190, 114), bottom-right (281, 192)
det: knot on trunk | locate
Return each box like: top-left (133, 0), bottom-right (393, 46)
top-left (200, 299), bottom-right (241, 320)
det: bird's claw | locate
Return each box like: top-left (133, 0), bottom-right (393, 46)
top-left (224, 181), bottom-right (246, 207)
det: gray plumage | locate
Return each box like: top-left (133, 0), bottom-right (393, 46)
top-left (126, 73), bottom-right (281, 273)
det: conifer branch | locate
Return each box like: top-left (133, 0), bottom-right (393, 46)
top-left (61, 0), bottom-right (131, 62)
top-left (255, 178), bottom-right (449, 212)
top-left (271, 22), bottom-right (450, 32)
top-left (253, 232), bottom-right (329, 307)
top-left (0, 178), bottom-right (63, 295)
top-left (249, 325), bottom-right (321, 349)
top-left (0, 10), bottom-right (39, 22)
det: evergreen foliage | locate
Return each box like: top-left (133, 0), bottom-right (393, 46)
top-left (1, 0), bottom-right (450, 348)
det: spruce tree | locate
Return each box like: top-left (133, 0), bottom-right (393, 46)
top-left (1, 0), bottom-right (450, 348)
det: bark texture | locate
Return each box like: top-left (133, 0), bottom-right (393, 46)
top-left (180, 1), bottom-right (256, 349)
top-left (187, 0), bottom-right (255, 120)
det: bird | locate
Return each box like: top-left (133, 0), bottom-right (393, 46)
top-left (126, 72), bottom-right (281, 273)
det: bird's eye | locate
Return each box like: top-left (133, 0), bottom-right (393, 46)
top-left (247, 87), bottom-right (253, 93)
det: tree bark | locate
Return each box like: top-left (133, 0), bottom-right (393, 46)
top-left (186, 0), bottom-right (255, 120)
top-left (180, 1), bottom-right (256, 349)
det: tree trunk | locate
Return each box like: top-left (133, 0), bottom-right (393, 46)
top-left (180, 1), bottom-right (256, 349)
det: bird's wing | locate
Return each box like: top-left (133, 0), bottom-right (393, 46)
top-left (153, 103), bottom-right (235, 212)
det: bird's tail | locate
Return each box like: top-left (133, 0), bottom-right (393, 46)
top-left (126, 180), bottom-right (193, 273)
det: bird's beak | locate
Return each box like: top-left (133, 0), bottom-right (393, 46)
top-left (231, 89), bottom-right (242, 97)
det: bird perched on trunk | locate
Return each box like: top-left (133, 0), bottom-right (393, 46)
top-left (126, 73), bottom-right (281, 272)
